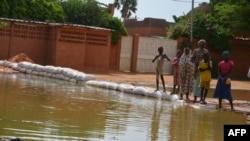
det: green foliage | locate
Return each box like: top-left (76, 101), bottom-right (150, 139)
top-left (104, 17), bottom-right (128, 44)
top-left (213, 1), bottom-right (250, 31)
top-left (4, 0), bottom-right (65, 22)
top-left (167, 0), bottom-right (250, 52)
top-left (0, 21), bottom-right (9, 28)
top-left (61, 0), bottom-right (127, 44)
top-left (61, 0), bottom-right (83, 23)
top-left (192, 13), bottom-right (232, 51)
top-left (1, 0), bottom-right (127, 44)
top-left (7, 0), bottom-right (28, 19)
top-left (0, 0), bottom-right (9, 17)
top-left (114, 0), bottom-right (137, 20)
top-left (166, 16), bottom-right (189, 40)
top-left (168, 13), bottom-right (233, 52)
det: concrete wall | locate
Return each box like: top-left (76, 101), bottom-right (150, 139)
top-left (119, 35), bottom-right (177, 74)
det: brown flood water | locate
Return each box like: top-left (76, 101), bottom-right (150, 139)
top-left (0, 73), bottom-right (248, 141)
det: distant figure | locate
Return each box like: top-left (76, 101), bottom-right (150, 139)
top-left (179, 47), bottom-right (194, 101)
top-left (192, 39), bottom-right (209, 101)
top-left (213, 50), bottom-right (234, 111)
top-left (198, 52), bottom-right (212, 104)
top-left (171, 49), bottom-right (182, 94)
top-left (152, 46), bottom-right (170, 92)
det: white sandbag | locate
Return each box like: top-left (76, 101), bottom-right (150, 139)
top-left (26, 69), bottom-right (33, 74)
top-left (105, 82), bottom-right (119, 90)
top-left (31, 71), bottom-right (39, 75)
top-left (3, 60), bottom-right (12, 67)
top-left (65, 70), bottom-right (77, 78)
top-left (45, 65), bottom-right (58, 74)
top-left (62, 68), bottom-right (74, 76)
top-left (55, 73), bottom-right (64, 80)
top-left (75, 73), bottom-right (86, 81)
top-left (18, 61), bottom-right (31, 69)
top-left (86, 80), bottom-right (100, 86)
top-left (161, 93), bottom-right (171, 100)
top-left (33, 64), bottom-right (45, 72)
top-left (133, 86), bottom-right (147, 96)
top-left (117, 83), bottom-right (135, 93)
top-left (148, 90), bottom-right (163, 98)
top-left (11, 63), bottom-right (20, 71)
top-left (0, 60), bottom-right (4, 66)
top-left (8, 63), bottom-right (18, 69)
top-left (170, 94), bottom-right (179, 101)
top-left (83, 74), bottom-right (96, 81)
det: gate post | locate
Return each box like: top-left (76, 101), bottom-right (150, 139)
top-left (130, 34), bottom-right (139, 72)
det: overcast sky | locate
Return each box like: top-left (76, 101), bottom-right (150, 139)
top-left (97, 0), bottom-right (209, 22)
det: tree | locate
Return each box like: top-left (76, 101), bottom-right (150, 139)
top-left (61, 0), bottom-right (84, 23)
top-left (7, 0), bottom-right (28, 19)
top-left (213, 0), bottom-right (250, 31)
top-left (4, 0), bottom-right (65, 22)
top-left (114, 0), bottom-right (137, 21)
top-left (60, 0), bottom-right (127, 44)
top-left (0, 0), bottom-right (9, 17)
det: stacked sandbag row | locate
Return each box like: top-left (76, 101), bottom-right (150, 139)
top-left (0, 60), bottom-right (95, 82)
top-left (86, 80), bottom-right (179, 101)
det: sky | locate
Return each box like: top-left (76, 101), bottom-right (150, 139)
top-left (97, 0), bottom-right (210, 22)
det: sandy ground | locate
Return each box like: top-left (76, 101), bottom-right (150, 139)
top-left (92, 71), bottom-right (250, 90)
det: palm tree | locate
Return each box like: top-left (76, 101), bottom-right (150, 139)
top-left (114, 0), bottom-right (137, 21)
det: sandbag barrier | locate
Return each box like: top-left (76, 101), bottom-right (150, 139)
top-left (86, 80), bottom-right (179, 102)
top-left (0, 60), bottom-right (95, 82)
top-left (0, 60), bottom-right (179, 101)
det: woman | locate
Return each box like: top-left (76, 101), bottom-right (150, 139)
top-left (213, 50), bottom-right (234, 111)
top-left (179, 47), bottom-right (194, 101)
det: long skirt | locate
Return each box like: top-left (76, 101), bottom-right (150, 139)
top-left (213, 77), bottom-right (232, 100)
top-left (193, 76), bottom-right (201, 97)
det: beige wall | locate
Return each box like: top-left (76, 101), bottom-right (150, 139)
top-left (119, 36), bottom-right (177, 73)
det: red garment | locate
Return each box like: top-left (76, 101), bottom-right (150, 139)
top-left (172, 57), bottom-right (180, 66)
top-left (218, 60), bottom-right (234, 77)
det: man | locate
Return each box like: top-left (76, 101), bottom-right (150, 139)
top-left (192, 39), bottom-right (209, 102)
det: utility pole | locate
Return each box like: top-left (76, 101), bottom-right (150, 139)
top-left (190, 0), bottom-right (194, 44)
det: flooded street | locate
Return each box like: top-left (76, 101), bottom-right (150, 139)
top-left (0, 73), bottom-right (248, 141)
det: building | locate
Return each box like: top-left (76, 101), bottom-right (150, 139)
top-left (124, 18), bottom-right (174, 38)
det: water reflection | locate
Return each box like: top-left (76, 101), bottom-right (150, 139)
top-left (0, 72), bottom-right (248, 141)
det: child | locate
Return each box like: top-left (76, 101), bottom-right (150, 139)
top-left (197, 52), bottom-right (212, 104)
top-left (152, 46), bottom-right (170, 92)
top-left (213, 50), bottom-right (234, 111)
top-left (171, 49), bottom-right (182, 94)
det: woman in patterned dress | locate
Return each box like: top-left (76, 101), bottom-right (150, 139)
top-left (179, 47), bottom-right (194, 101)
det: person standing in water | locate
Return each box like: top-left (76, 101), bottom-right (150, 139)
top-left (152, 46), bottom-right (170, 92)
top-left (213, 50), bottom-right (234, 111)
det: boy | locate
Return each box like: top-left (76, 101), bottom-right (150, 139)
top-left (152, 46), bottom-right (170, 92)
